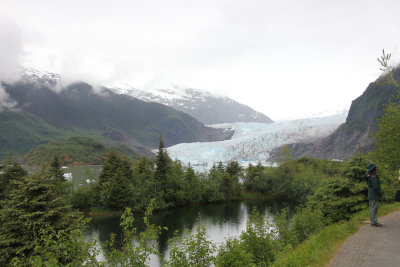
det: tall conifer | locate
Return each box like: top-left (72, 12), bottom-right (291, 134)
top-left (97, 150), bottom-right (133, 209)
top-left (154, 135), bottom-right (170, 195)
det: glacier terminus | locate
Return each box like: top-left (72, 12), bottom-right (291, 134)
top-left (165, 112), bottom-right (347, 171)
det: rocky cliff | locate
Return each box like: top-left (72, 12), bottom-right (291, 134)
top-left (272, 68), bottom-right (400, 160)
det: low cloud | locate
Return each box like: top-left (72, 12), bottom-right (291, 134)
top-left (0, 85), bottom-right (17, 112)
top-left (0, 18), bottom-right (23, 110)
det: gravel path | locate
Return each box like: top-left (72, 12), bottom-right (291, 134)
top-left (328, 210), bottom-right (400, 267)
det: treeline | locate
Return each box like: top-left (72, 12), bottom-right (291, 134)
top-left (1, 142), bottom-right (399, 265)
top-left (71, 138), bottom-right (242, 212)
top-left (71, 137), bottom-right (369, 214)
top-left (2, 148), bottom-right (397, 266)
top-left (70, 138), bottom-right (354, 214)
top-left (244, 157), bottom-right (340, 202)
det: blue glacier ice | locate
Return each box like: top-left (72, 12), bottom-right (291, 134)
top-left (165, 113), bottom-right (347, 172)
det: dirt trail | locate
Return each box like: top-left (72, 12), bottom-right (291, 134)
top-left (328, 210), bottom-right (400, 267)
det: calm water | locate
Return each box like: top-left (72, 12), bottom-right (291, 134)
top-left (87, 200), bottom-right (292, 266)
top-left (23, 165), bottom-right (291, 266)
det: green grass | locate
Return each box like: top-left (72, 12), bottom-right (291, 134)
top-left (271, 202), bottom-right (400, 267)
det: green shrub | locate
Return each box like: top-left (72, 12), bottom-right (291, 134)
top-left (165, 219), bottom-right (216, 267)
top-left (307, 176), bottom-right (367, 223)
top-left (215, 238), bottom-right (254, 267)
top-left (276, 205), bottom-right (325, 248)
top-left (10, 216), bottom-right (100, 266)
top-left (104, 201), bottom-right (165, 266)
top-left (70, 185), bottom-right (97, 212)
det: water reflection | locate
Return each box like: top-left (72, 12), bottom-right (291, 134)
top-left (87, 200), bottom-right (291, 266)
top-left (22, 165), bottom-right (292, 265)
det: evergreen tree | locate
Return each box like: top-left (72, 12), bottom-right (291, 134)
top-left (97, 150), bottom-right (133, 210)
top-left (244, 162), bottom-right (264, 192)
top-left (108, 169), bottom-right (134, 210)
top-left (163, 159), bottom-right (185, 206)
top-left (226, 161), bottom-right (241, 177)
top-left (98, 150), bottom-right (132, 185)
top-left (47, 155), bottom-right (65, 183)
top-left (342, 150), bottom-right (369, 182)
top-left (132, 156), bottom-right (155, 211)
top-left (220, 171), bottom-right (241, 200)
top-left (223, 161), bottom-right (242, 200)
top-left (205, 166), bottom-right (224, 202)
top-left (183, 164), bottom-right (202, 203)
top-left (0, 167), bottom-right (78, 265)
top-left (185, 164), bottom-right (196, 184)
top-left (216, 161), bottom-right (225, 173)
top-left (307, 154), bottom-right (369, 223)
top-left (136, 156), bottom-right (155, 176)
top-left (221, 172), bottom-right (234, 200)
top-left (209, 163), bottom-right (218, 174)
top-left (154, 135), bottom-right (170, 198)
top-left (0, 160), bottom-right (27, 200)
top-left (307, 175), bottom-right (366, 223)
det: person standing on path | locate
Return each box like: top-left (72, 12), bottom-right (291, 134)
top-left (365, 163), bottom-right (383, 227)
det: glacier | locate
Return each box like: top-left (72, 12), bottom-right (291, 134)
top-left (165, 112), bottom-right (347, 171)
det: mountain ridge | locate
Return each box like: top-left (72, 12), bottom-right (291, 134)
top-left (16, 69), bottom-right (274, 125)
top-left (272, 68), bottom-right (400, 160)
top-left (111, 86), bottom-right (274, 124)
top-left (0, 75), bottom-right (233, 160)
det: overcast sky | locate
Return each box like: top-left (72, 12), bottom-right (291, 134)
top-left (1, 0), bottom-right (400, 120)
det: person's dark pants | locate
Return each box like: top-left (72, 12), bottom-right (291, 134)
top-left (369, 200), bottom-right (379, 224)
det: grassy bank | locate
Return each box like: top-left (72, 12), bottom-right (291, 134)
top-left (272, 202), bottom-right (400, 267)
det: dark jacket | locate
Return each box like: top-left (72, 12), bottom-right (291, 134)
top-left (367, 173), bottom-right (382, 201)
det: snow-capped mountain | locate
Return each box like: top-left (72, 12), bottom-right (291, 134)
top-left (165, 112), bottom-right (347, 171)
top-left (111, 86), bottom-right (273, 125)
top-left (19, 68), bottom-right (61, 88)
top-left (17, 69), bottom-right (273, 125)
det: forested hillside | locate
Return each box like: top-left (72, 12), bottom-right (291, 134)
top-left (0, 81), bottom-right (232, 161)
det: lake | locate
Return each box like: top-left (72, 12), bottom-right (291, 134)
top-left (23, 165), bottom-right (291, 266)
top-left (87, 200), bottom-right (292, 266)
